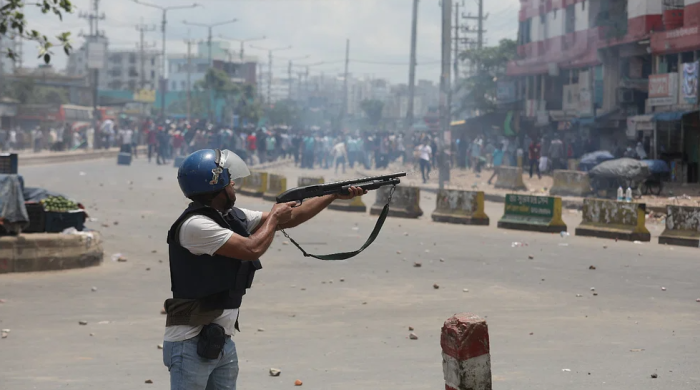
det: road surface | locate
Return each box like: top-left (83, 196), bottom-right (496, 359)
top-left (1, 158), bottom-right (698, 390)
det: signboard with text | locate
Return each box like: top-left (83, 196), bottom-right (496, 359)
top-left (649, 73), bottom-right (679, 106)
top-left (504, 194), bottom-right (555, 219)
top-left (497, 81), bottom-right (517, 104)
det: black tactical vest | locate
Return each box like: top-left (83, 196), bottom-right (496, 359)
top-left (167, 202), bottom-right (262, 310)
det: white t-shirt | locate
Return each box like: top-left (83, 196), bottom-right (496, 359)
top-left (164, 208), bottom-right (263, 342)
top-left (120, 129), bottom-right (133, 145)
top-left (418, 144), bottom-right (432, 161)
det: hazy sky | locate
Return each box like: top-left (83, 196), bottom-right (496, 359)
top-left (17, 0), bottom-right (520, 83)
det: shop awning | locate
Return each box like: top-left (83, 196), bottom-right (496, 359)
top-left (653, 111), bottom-right (696, 122)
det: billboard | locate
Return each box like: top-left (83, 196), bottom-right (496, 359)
top-left (682, 62), bottom-right (699, 105)
top-left (648, 73), bottom-right (679, 106)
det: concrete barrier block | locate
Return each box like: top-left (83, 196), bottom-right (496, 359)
top-left (262, 174), bottom-right (287, 202)
top-left (0, 232), bottom-right (103, 273)
top-left (441, 313), bottom-right (492, 390)
top-left (497, 194), bottom-right (567, 233)
top-left (494, 166), bottom-right (527, 191)
top-left (659, 205), bottom-right (700, 247)
top-left (575, 199), bottom-right (650, 242)
top-left (238, 171), bottom-right (268, 197)
top-left (432, 190), bottom-right (489, 225)
top-left (370, 186), bottom-right (423, 219)
top-left (329, 196), bottom-right (367, 213)
top-left (297, 176), bottom-right (324, 187)
top-left (550, 170), bottom-right (592, 197)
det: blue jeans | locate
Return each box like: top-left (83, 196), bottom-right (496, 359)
top-left (163, 336), bottom-right (239, 390)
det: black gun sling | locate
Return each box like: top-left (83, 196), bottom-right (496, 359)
top-left (281, 185), bottom-right (396, 261)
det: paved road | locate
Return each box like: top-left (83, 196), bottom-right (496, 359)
top-left (1, 158), bottom-right (699, 390)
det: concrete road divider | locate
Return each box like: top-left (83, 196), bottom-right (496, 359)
top-left (20, 146), bottom-right (147, 167)
top-left (297, 176), bottom-right (324, 187)
top-left (370, 186), bottom-right (423, 219)
top-left (329, 196), bottom-right (367, 213)
top-left (262, 174), bottom-right (287, 202)
top-left (494, 166), bottom-right (527, 191)
top-left (431, 190), bottom-right (489, 225)
top-left (238, 171), bottom-right (268, 197)
top-left (575, 199), bottom-right (650, 242)
top-left (441, 313), bottom-right (492, 390)
top-left (0, 232), bottom-right (103, 274)
top-left (549, 170), bottom-right (592, 197)
top-left (497, 194), bottom-right (567, 233)
top-left (659, 205), bottom-right (700, 247)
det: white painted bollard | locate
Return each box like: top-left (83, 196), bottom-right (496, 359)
top-left (441, 313), bottom-right (492, 390)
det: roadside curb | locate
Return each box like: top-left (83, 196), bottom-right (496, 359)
top-left (0, 231), bottom-right (103, 274)
top-left (19, 147), bottom-right (148, 167)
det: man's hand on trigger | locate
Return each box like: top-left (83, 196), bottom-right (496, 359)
top-left (270, 202), bottom-right (295, 225)
top-left (336, 186), bottom-right (367, 200)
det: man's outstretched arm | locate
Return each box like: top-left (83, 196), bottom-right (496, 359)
top-left (254, 186), bottom-right (366, 231)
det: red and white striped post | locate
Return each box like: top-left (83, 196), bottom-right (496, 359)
top-left (441, 313), bottom-right (492, 390)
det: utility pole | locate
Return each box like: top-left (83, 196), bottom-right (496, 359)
top-left (133, 1), bottom-right (201, 120)
top-left (249, 45), bottom-right (292, 105)
top-left (183, 19), bottom-right (238, 122)
top-left (462, 0), bottom-right (488, 62)
top-left (0, 0), bottom-right (5, 99)
top-left (184, 38), bottom-right (196, 122)
top-left (406, 0), bottom-right (419, 130)
top-left (288, 60), bottom-right (293, 100)
top-left (453, 1), bottom-right (461, 85)
top-left (219, 35), bottom-right (266, 60)
top-left (341, 38), bottom-right (350, 132)
top-left (439, 0), bottom-right (452, 189)
top-left (80, 0), bottom-right (105, 149)
top-left (136, 22), bottom-right (157, 90)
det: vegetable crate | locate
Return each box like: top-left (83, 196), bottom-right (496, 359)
top-left (45, 210), bottom-right (86, 233)
top-left (24, 202), bottom-right (46, 233)
top-left (0, 153), bottom-right (18, 174)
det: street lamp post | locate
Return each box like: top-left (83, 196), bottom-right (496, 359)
top-left (249, 44), bottom-right (292, 106)
top-left (219, 35), bottom-right (267, 61)
top-left (183, 19), bottom-right (238, 122)
top-left (133, 0), bottom-right (200, 121)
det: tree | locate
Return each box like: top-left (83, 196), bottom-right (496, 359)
top-left (360, 99), bottom-right (384, 128)
top-left (4, 77), bottom-right (68, 104)
top-left (235, 84), bottom-right (263, 126)
top-left (457, 39), bottom-right (517, 115)
top-left (1, 0), bottom-right (74, 63)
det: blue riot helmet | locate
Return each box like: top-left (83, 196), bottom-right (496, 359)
top-left (178, 149), bottom-right (250, 198)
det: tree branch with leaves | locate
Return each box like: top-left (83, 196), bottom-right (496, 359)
top-left (1, 0), bottom-right (74, 63)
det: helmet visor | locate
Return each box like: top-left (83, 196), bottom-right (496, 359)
top-left (220, 149), bottom-right (250, 182)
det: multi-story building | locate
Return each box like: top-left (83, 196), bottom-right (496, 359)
top-left (506, 0), bottom-right (700, 183)
top-left (105, 50), bottom-right (160, 91)
top-left (65, 37), bottom-right (110, 89)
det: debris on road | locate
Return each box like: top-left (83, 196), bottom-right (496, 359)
top-left (463, 289), bottom-right (469, 292)
top-left (258, 328), bottom-right (265, 332)
top-left (91, 286), bottom-right (98, 292)
top-left (589, 265), bottom-right (596, 270)
top-left (433, 284), bottom-right (440, 289)
top-left (528, 255), bottom-right (534, 259)
top-left (408, 326), bottom-right (414, 331)
top-left (413, 262), bottom-right (422, 268)
top-left (79, 321), bottom-right (88, 325)
top-left (562, 369), bottom-right (571, 372)
top-left (0, 299), bottom-right (5, 303)
top-left (339, 278), bottom-right (345, 282)
top-left (269, 368), bottom-right (281, 377)
top-left (593, 293), bottom-right (598, 296)
top-left (157, 344), bottom-right (163, 350)
top-left (576, 294), bottom-right (582, 297)
top-left (590, 287), bottom-right (595, 291)
top-left (145, 379), bottom-right (153, 384)
top-left (409, 333), bottom-right (418, 340)
top-left (630, 349), bottom-right (644, 352)
top-left (661, 287), bottom-right (666, 291)
top-left (651, 373), bottom-right (658, 379)
top-left (283, 241), bottom-right (289, 245)
top-left (396, 250), bottom-right (402, 254)
top-left (294, 379), bottom-right (303, 386)
top-left (439, 258), bottom-right (445, 262)
top-left (1, 329), bottom-right (9, 338)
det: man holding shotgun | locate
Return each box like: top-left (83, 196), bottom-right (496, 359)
top-left (162, 148), bottom-right (366, 390)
